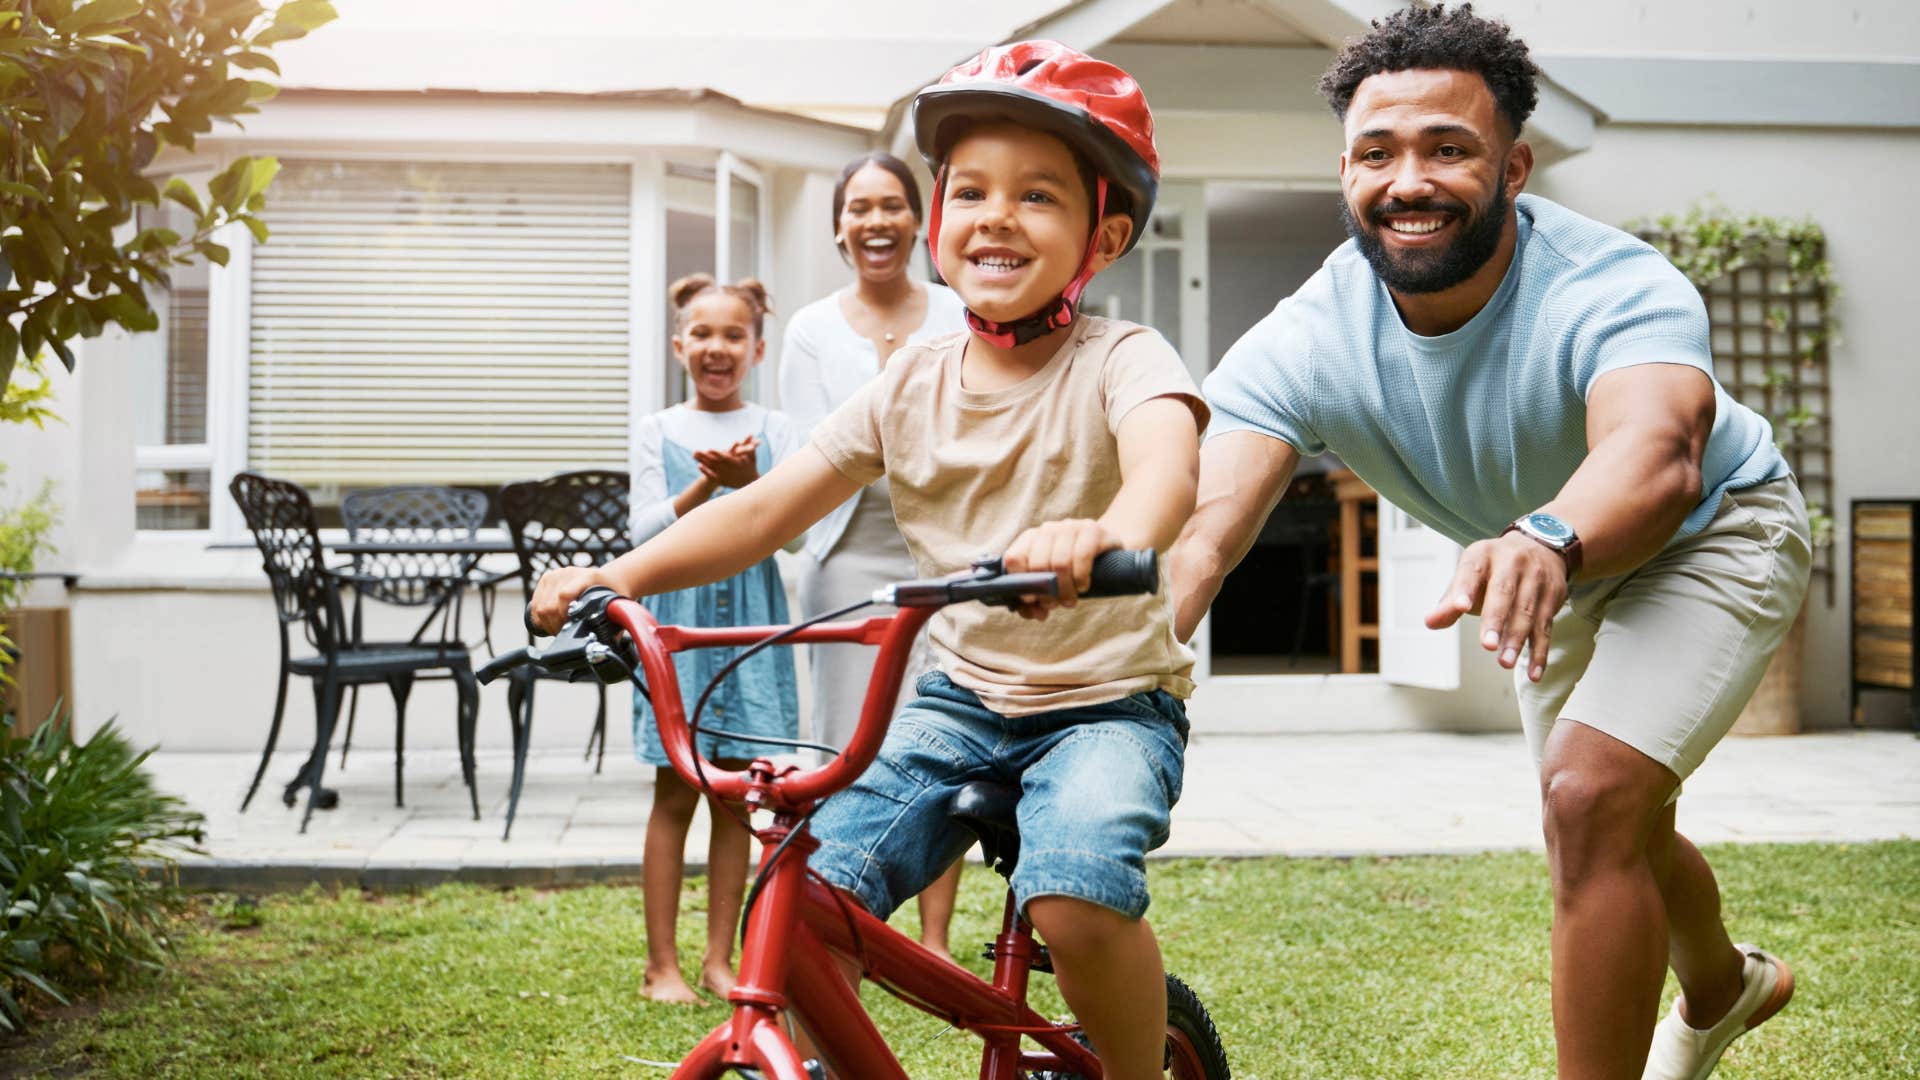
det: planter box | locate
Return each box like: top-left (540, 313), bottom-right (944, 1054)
top-left (2, 606), bottom-right (72, 736)
top-left (1732, 603), bottom-right (1805, 737)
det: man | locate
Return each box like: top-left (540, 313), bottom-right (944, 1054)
top-left (1167, 6), bottom-right (1809, 1079)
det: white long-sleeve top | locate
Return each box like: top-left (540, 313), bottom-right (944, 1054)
top-left (631, 402), bottom-right (806, 544)
top-left (776, 283), bottom-right (967, 561)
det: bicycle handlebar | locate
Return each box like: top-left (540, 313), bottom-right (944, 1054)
top-left (478, 549), bottom-right (1161, 809)
top-left (477, 585), bottom-right (635, 687)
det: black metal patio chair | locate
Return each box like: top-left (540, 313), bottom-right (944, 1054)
top-left (229, 472), bottom-right (480, 832)
top-left (337, 484), bottom-right (508, 769)
top-left (498, 469), bottom-right (630, 838)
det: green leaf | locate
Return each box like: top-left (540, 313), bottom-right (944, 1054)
top-left (272, 0), bottom-right (338, 33)
top-left (194, 240), bottom-right (230, 267)
top-left (0, 182), bottom-right (48, 204)
top-left (48, 334), bottom-right (76, 373)
top-left (161, 177), bottom-right (204, 216)
top-left (248, 79), bottom-right (278, 101)
top-left (208, 155), bottom-right (252, 213)
top-left (230, 51), bottom-right (281, 75)
top-left (235, 213), bottom-right (270, 244)
top-left (18, 313), bottom-right (45, 360)
top-left (54, 0), bottom-right (144, 37)
top-left (0, 321), bottom-right (18, 390)
top-left (202, 76), bottom-right (253, 115)
top-left (245, 156), bottom-right (280, 199)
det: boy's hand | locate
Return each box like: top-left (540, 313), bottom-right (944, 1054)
top-left (1002, 518), bottom-right (1120, 620)
top-left (529, 565), bottom-right (614, 635)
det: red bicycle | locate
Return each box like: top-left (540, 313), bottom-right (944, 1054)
top-left (479, 551), bottom-right (1230, 1079)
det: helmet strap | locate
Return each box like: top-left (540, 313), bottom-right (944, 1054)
top-left (926, 169), bottom-right (1112, 349)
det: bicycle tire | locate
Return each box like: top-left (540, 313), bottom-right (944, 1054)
top-left (1026, 973), bottom-right (1231, 1080)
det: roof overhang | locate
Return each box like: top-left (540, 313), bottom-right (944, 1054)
top-left (881, 0), bottom-right (1601, 170)
top-left (202, 86), bottom-right (875, 173)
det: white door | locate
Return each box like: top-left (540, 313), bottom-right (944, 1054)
top-left (1378, 499), bottom-right (1462, 689)
top-left (716, 152), bottom-right (771, 401)
top-left (1076, 180), bottom-right (1211, 669)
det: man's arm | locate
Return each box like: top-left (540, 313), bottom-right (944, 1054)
top-left (1166, 430), bottom-right (1301, 643)
top-left (1426, 362), bottom-right (1714, 680)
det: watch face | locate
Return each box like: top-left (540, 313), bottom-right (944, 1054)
top-left (1526, 513), bottom-right (1575, 544)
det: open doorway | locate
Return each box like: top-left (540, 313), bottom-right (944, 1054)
top-left (1201, 184), bottom-right (1364, 675)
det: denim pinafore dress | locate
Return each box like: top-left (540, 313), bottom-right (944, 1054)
top-left (633, 427), bottom-right (801, 767)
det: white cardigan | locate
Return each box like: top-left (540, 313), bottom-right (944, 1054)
top-left (777, 283), bottom-right (967, 561)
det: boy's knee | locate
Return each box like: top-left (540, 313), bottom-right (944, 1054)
top-left (1025, 895), bottom-right (1137, 952)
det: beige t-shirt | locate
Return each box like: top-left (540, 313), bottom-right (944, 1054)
top-left (809, 316), bottom-right (1209, 716)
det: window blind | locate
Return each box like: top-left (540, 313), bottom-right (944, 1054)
top-left (248, 160), bottom-right (632, 485)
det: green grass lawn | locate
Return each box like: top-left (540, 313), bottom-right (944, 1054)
top-left (7, 842), bottom-right (1917, 1078)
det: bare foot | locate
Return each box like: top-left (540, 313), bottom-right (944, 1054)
top-left (699, 959), bottom-right (738, 998)
top-left (641, 966), bottom-right (700, 1005)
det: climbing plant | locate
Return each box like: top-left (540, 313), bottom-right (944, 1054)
top-left (1635, 203), bottom-right (1838, 599)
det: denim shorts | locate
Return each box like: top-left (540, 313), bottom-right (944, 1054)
top-left (808, 671), bottom-right (1189, 921)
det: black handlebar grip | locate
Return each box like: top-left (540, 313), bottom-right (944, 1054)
top-left (477, 647), bottom-right (529, 686)
top-left (1081, 549), bottom-right (1159, 597)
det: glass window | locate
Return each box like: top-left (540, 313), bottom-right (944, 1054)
top-left (133, 201), bottom-right (213, 530)
top-left (135, 470), bottom-right (212, 531)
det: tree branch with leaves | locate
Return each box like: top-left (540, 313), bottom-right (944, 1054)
top-left (0, 0), bottom-right (337, 399)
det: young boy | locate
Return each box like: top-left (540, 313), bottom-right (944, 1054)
top-left (533, 40), bottom-right (1206, 1079)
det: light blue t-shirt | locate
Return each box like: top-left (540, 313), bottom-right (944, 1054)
top-left (1204, 194), bottom-right (1787, 548)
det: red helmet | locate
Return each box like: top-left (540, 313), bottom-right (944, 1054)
top-left (913, 39), bottom-right (1160, 256)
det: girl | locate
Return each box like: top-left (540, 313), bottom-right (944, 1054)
top-left (631, 273), bottom-right (802, 1004)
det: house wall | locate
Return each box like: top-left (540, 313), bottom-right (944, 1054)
top-left (0, 352), bottom-right (87, 609)
top-left (1532, 124), bottom-right (1920, 730)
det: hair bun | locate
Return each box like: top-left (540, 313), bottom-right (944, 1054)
top-left (667, 274), bottom-right (774, 338)
top-left (668, 272), bottom-right (716, 309)
top-left (733, 277), bottom-right (772, 317)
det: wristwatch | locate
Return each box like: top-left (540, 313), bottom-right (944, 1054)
top-left (1503, 512), bottom-right (1583, 578)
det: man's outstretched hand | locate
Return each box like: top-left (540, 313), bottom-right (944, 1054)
top-left (1425, 532), bottom-right (1570, 682)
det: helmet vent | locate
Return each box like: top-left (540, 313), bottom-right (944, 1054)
top-left (1016, 58), bottom-right (1044, 76)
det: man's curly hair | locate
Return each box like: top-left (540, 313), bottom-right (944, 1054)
top-left (1318, 3), bottom-right (1540, 137)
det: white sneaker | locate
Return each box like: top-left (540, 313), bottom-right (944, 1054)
top-left (1642, 944), bottom-right (1795, 1080)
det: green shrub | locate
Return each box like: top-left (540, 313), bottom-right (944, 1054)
top-left (0, 715), bottom-right (205, 1030)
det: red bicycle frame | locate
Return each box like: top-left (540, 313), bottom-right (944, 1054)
top-left (609, 597), bottom-right (1105, 1079)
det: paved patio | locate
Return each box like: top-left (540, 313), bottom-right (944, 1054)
top-left (150, 730), bottom-right (1920, 890)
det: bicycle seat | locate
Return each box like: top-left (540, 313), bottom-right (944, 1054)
top-left (949, 780), bottom-right (1022, 880)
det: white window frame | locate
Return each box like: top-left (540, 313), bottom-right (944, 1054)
top-left (170, 145), bottom-right (772, 547)
top-left (131, 170), bottom-right (243, 540)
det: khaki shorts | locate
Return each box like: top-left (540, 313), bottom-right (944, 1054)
top-left (1515, 478), bottom-right (1811, 786)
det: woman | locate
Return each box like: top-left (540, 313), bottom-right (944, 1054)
top-left (777, 152), bottom-right (967, 954)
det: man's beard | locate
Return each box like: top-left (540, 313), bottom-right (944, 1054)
top-left (1342, 173), bottom-right (1509, 295)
